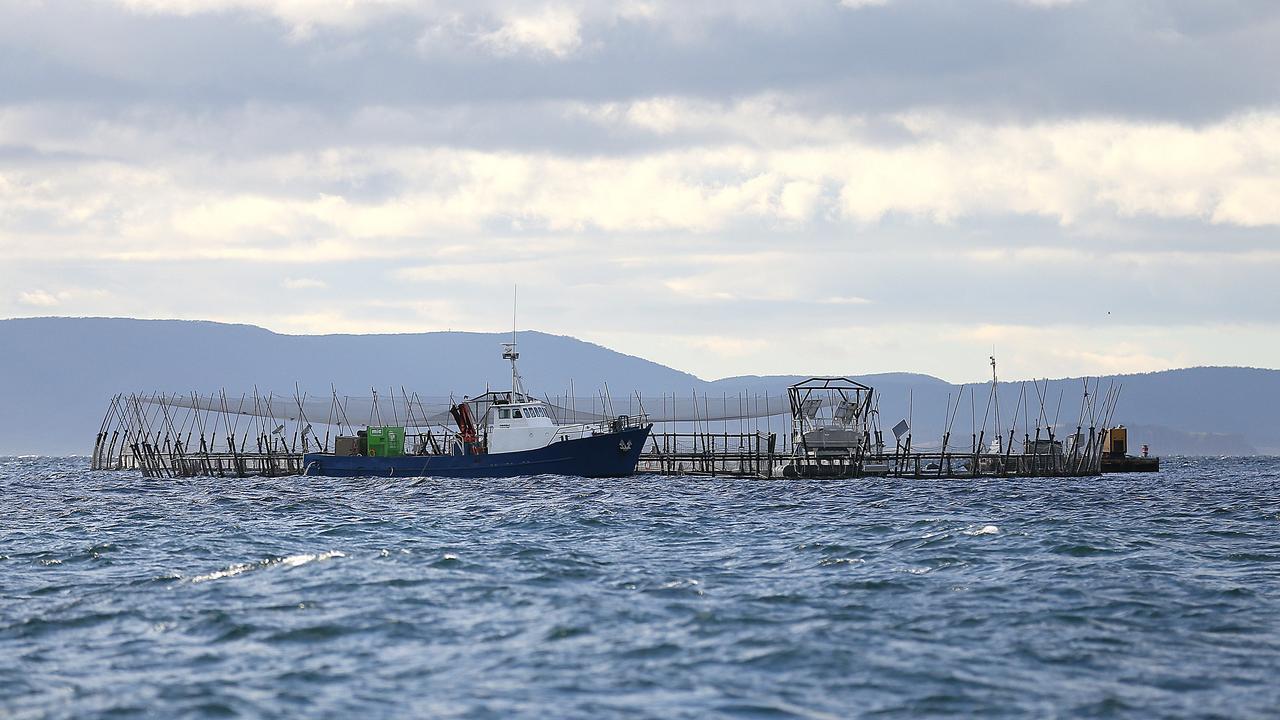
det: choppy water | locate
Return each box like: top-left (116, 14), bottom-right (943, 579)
top-left (2, 457), bottom-right (1279, 718)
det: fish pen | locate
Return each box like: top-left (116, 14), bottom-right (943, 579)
top-left (92, 363), bottom-right (1120, 480)
top-left (768, 367), bottom-right (1120, 479)
top-left (638, 431), bottom-right (778, 477)
top-left (90, 388), bottom-right (779, 479)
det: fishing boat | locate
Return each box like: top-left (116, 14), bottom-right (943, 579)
top-left (301, 339), bottom-right (651, 478)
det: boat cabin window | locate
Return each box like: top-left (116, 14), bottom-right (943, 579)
top-left (499, 405), bottom-right (546, 420)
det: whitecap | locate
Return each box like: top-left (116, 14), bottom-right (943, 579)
top-left (191, 550), bottom-right (344, 583)
top-left (191, 562), bottom-right (254, 583)
top-left (279, 550), bottom-right (345, 568)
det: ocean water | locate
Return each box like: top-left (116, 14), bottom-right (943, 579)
top-left (2, 457), bottom-right (1279, 718)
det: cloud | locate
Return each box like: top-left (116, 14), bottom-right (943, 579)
top-left (282, 277), bottom-right (327, 290)
top-left (17, 289), bottom-right (60, 307)
top-left (13, 286), bottom-right (108, 308)
top-left (4, 1), bottom-right (1277, 120)
top-left (112, 0), bottom-right (437, 36)
top-left (3, 0), bottom-right (1280, 380)
top-left (3, 100), bottom-right (1277, 271)
top-left (478, 6), bottom-right (583, 58)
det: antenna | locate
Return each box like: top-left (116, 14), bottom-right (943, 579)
top-left (502, 284), bottom-right (524, 400)
top-left (990, 351), bottom-right (1001, 450)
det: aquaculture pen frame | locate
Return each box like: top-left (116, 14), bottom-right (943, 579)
top-left (92, 375), bottom-right (1121, 480)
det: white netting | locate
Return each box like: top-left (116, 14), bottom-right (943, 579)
top-left (130, 389), bottom-right (798, 428)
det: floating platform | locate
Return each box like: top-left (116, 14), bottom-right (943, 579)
top-left (1101, 455), bottom-right (1161, 473)
top-left (1098, 426), bottom-right (1160, 473)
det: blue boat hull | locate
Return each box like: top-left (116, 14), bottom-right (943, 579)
top-left (302, 425), bottom-right (652, 478)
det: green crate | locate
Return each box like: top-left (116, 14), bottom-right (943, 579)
top-left (365, 426), bottom-right (405, 457)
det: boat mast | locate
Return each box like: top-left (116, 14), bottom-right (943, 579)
top-left (990, 354), bottom-right (1001, 452)
top-left (502, 285), bottom-right (525, 402)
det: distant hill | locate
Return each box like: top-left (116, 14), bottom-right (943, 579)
top-left (0, 317), bottom-right (698, 455)
top-left (2, 317), bottom-right (1277, 456)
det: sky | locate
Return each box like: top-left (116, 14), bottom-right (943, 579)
top-left (2, 0), bottom-right (1279, 383)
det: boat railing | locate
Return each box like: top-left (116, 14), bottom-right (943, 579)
top-left (606, 414), bottom-right (650, 432)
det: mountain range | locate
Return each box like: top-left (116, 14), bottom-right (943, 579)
top-left (2, 317), bottom-right (1276, 456)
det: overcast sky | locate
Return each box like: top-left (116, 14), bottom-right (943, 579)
top-left (2, 0), bottom-right (1278, 382)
